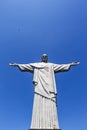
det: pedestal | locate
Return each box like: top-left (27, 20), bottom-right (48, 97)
top-left (28, 129), bottom-right (61, 130)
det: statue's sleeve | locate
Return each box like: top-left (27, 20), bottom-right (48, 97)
top-left (17, 64), bottom-right (34, 73)
top-left (53, 63), bottom-right (71, 73)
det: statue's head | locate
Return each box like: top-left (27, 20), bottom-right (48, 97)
top-left (41, 54), bottom-right (48, 63)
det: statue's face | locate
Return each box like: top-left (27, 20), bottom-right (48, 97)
top-left (41, 54), bottom-right (48, 63)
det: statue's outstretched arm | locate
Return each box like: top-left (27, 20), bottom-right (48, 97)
top-left (54, 61), bottom-right (80, 73)
top-left (9, 63), bottom-right (34, 73)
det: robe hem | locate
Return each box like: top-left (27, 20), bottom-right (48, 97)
top-left (34, 92), bottom-right (57, 103)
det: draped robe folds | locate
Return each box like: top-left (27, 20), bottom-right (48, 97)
top-left (17, 62), bottom-right (71, 129)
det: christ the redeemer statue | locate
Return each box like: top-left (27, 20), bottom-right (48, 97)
top-left (9, 54), bottom-right (80, 129)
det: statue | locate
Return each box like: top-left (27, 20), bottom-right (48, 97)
top-left (9, 54), bottom-right (80, 129)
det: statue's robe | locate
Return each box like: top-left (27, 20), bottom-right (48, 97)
top-left (17, 62), bottom-right (71, 129)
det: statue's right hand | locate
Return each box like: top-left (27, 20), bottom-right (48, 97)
top-left (9, 63), bottom-right (17, 66)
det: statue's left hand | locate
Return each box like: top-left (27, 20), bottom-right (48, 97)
top-left (9, 63), bottom-right (18, 66)
top-left (71, 62), bottom-right (80, 66)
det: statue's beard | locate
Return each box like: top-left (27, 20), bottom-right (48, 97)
top-left (41, 59), bottom-right (48, 63)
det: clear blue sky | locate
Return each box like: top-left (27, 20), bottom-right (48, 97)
top-left (0, 0), bottom-right (87, 130)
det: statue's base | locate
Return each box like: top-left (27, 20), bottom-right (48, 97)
top-left (29, 129), bottom-right (61, 130)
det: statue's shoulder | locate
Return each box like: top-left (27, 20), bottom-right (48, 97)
top-left (47, 62), bottom-right (54, 65)
top-left (30, 62), bottom-right (54, 67)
